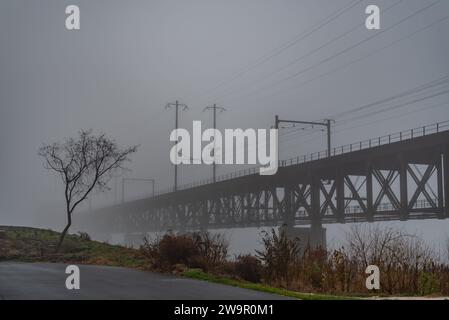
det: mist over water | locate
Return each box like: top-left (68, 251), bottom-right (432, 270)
top-left (100, 220), bottom-right (449, 260)
top-left (1, 0), bottom-right (449, 259)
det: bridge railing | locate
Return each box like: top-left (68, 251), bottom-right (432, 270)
top-left (280, 120), bottom-right (449, 167)
top-left (153, 120), bottom-right (449, 196)
top-left (297, 199), bottom-right (440, 220)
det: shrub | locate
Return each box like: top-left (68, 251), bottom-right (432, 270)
top-left (256, 227), bottom-right (300, 286)
top-left (140, 226), bottom-right (449, 297)
top-left (234, 254), bottom-right (262, 283)
top-left (140, 236), bottom-right (162, 269)
top-left (77, 232), bottom-right (91, 242)
top-left (158, 234), bottom-right (199, 267)
top-left (140, 232), bottom-right (228, 272)
top-left (191, 232), bottom-right (228, 271)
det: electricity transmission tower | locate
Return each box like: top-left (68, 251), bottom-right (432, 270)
top-left (166, 100), bottom-right (188, 192)
top-left (203, 104), bottom-right (226, 183)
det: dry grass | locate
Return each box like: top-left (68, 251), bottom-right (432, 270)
top-left (139, 226), bottom-right (449, 297)
top-left (0, 226), bottom-right (148, 269)
top-left (3, 225), bottom-right (448, 297)
top-left (253, 225), bottom-right (449, 296)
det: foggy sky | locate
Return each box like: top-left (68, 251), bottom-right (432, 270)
top-left (1, 0), bottom-right (449, 232)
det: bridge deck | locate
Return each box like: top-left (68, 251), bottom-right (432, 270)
top-left (79, 122), bottom-right (449, 233)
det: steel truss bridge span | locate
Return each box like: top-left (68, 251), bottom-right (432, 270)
top-left (79, 122), bottom-right (449, 234)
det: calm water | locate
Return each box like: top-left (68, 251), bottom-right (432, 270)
top-left (106, 218), bottom-right (449, 259)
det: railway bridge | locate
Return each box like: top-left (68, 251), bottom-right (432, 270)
top-left (78, 121), bottom-right (449, 247)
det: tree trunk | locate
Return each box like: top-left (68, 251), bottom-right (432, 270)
top-left (55, 212), bottom-right (72, 253)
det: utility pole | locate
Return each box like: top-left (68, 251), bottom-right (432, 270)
top-left (275, 116), bottom-right (334, 231)
top-left (166, 101), bottom-right (188, 191)
top-left (203, 104), bottom-right (226, 183)
top-left (326, 119), bottom-right (331, 158)
top-left (122, 178), bottom-right (156, 203)
top-left (275, 115), bottom-right (334, 158)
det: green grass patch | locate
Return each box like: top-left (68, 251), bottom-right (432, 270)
top-left (182, 268), bottom-right (357, 300)
top-left (0, 226), bottom-right (148, 269)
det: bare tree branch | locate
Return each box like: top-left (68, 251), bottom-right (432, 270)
top-left (38, 129), bottom-right (138, 252)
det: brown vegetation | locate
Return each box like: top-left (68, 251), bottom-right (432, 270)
top-left (254, 225), bottom-right (449, 296)
top-left (3, 225), bottom-right (448, 297)
top-left (140, 231), bottom-right (228, 273)
top-left (140, 226), bottom-right (449, 296)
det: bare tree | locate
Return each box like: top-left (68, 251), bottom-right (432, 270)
top-left (38, 130), bottom-right (138, 252)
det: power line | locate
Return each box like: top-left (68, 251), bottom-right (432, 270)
top-left (245, 11), bottom-right (449, 111)
top-left (337, 87), bottom-right (449, 124)
top-left (196, 0), bottom-right (364, 101)
top-left (331, 75), bottom-right (449, 119)
top-left (212, 0), bottom-right (404, 103)
top-left (231, 81), bottom-right (449, 156)
top-left (294, 99), bottom-right (449, 147)
top-left (279, 88), bottom-right (449, 146)
top-left (279, 75), bottom-right (449, 139)
top-left (335, 100), bottom-right (449, 134)
top-left (183, 3), bottom-right (448, 157)
top-left (165, 79), bottom-right (449, 188)
top-left (162, 2), bottom-right (447, 188)
top-left (279, 83), bottom-right (449, 142)
top-left (253, 11), bottom-right (449, 149)
top-left (223, 0), bottom-right (444, 104)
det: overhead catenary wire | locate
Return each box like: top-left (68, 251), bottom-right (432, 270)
top-left (211, 0), bottom-right (404, 103)
top-left (277, 74), bottom-right (449, 140)
top-left (179, 78), bottom-right (449, 186)
top-left (222, 0), bottom-right (444, 105)
top-left (184, 9), bottom-right (449, 158)
top-left (330, 75), bottom-right (449, 119)
top-left (172, 1), bottom-right (449, 188)
top-left (291, 99), bottom-right (449, 148)
top-left (335, 87), bottom-right (449, 124)
top-left (228, 10), bottom-right (449, 115)
top-left (195, 0), bottom-right (365, 102)
top-left (279, 83), bottom-right (449, 143)
top-left (280, 91), bottom-right (449, 146)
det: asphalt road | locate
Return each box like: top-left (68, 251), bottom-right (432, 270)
top-left (0, 262), bottom-right (289, 300)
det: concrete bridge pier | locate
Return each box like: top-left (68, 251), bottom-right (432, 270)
top-left (281, 183), bottom-right (327, 253)
top-left (281, 223), bottom-right (327, 254)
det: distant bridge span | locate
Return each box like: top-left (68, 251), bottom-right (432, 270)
top-left (79, 121), bottom-right (449, 235)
